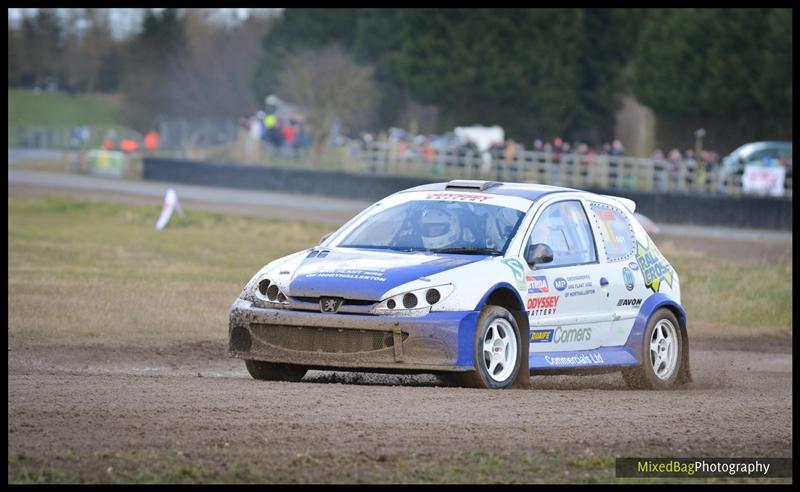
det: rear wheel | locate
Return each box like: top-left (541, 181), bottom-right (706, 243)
top-left (459, 305), bottom-right (522, 389)
top-left (244, 360), bottom-right (308, 382)
top-left (622, 308), bottom-right (682, 389)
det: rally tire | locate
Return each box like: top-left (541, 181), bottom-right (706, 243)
top-left (460, 305), bottom-right (522, 389)
top-left (622, 308), bottom-right (683, 390)
top-left (244, 360), bottom-right (308, 382)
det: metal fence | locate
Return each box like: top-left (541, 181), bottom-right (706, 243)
top-left (353, 141), bottom-right (793, 198)
top-left (8, 123), bottom-right (792, 199)
top-left (8, 125), bottom-right (142, 150)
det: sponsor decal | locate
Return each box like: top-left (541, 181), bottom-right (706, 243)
top-left (501, 258), bottom-right (528, 290)
top-left (635, 239), bottom-right (674, 293)
top-left (567, 274), bottom-right (591, 281)
top-left (596, 209), bottom-right (616, 221)
top-left (565, 288), bottom-right (596, 298)
top-left (527, 296), bottom-right (560, 316)
top-left (306, 268), bottom-right (387, 282)
top-left (544, 352), bottom-right (604, 366)
top-left (617, 298), bottom-right (642, 307)
top-left (527, 275), bottom-right (549, 294)
top-left (425, 192), bottom-right (492, 202)
top-left (628, 261), bottom-right (639, 271)
top-left (554, 274), bottom-right (594, 297)
top-left (623, 267), bottom-right (635, 291)
top-left (530, 329), bottom-right (554, 343)
top-left (553, 327), bottom-right (592, 344)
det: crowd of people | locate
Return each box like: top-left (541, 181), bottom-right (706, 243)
top-left (239, 110), bottom-right (312, 163)
top-left (98, 129), bottom-right (160, 154)
top-left (648, 147), bottom-right (722, 192)
top-left (346, 129), bottom-right (737, 193)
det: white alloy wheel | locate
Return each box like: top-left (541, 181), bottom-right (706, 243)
top-left (621, 308), bottom-right (684, 390)
top-left (650, 319), bottom-right (679, 380)
top-left (482, 317), bottom-right (518, 383)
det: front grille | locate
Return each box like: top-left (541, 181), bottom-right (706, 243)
top-left (250, 324), bottom-right (408, 353)
top-left (290, 297), bottom-right (376, 307)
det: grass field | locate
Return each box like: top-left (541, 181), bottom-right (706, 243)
top-left (7, 194), bottom-right (792, 347)
top-left (8, 89), bottom-right (124, 127)
top-left (9, 446), bottom-right (789, 484)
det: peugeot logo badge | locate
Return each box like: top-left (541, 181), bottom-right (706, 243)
top-left (320, 297), bottom-right (343, 313)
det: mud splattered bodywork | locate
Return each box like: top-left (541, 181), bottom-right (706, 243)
top-left (229, 297), bottom-right (477, 372)
top-left (228, 180), bottom-right (690, 389)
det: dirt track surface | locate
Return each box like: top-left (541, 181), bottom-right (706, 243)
top-left (7, 168), bottom-right (793, 482)
top-left (8, 336), bottom-right (792, 482)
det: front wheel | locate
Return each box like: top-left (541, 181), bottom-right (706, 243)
top-left (244, 360), bottom-right (308, 382)
top-left (622, 308), bottom-right (683, 389)
top-left (459, 305), bottom-right (522, 389)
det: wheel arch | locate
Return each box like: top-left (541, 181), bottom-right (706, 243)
top-left (626, 294), bottom-right (692, 384)
top-left (474, 283), bottom-right (530, 389)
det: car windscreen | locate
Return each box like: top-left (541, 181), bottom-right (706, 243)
top-left (336, 200), bottom-right (526, 254)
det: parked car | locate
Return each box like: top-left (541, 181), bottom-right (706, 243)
top-left (720, 141), bottom-right (793, 187)
top-left (229, 180), bottom-right (691, 389)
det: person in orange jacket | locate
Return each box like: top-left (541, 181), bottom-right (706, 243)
top-left (144, 131), bottom-right (160, 153)
top-left (119, 138), bottom-right (139, 153)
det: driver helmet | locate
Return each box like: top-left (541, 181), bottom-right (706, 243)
top-left (420, 207), bottom-right (460, 249)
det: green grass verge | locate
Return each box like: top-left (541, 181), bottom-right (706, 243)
top-left (8, 447), bottom-right (791, 484)
top-left (8, 195), bottom-right (329, 347)
top-left (672, 251), bottom-right (792, 336)
top-left (8, 88), bottom-right (123, 127)
top-left (7, 195), bottom-right (791, 347)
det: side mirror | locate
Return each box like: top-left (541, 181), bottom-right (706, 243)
top-left (525, 243), bottom-right (554, 266)
top-left (319, 232), bottom-right (334, 245)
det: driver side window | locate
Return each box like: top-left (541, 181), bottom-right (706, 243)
top-left (528, 200), bottom-right (597, 268)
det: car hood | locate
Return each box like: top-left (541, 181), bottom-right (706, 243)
top-left (286, 247), bottom-right (488, 300)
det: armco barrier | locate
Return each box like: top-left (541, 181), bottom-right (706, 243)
top-left (143, 157), bottom-right (792, 230)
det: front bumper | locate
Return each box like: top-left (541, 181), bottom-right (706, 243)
top-left (229, 298), bottom-right (479, 372)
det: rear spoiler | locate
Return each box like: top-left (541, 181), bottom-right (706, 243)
top-left (602, 195), bottom-right (636, 213)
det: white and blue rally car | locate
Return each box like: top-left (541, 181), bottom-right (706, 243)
top-left (229, 180), bottom-right (691, 389)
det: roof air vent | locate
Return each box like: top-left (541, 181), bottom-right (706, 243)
top-left (444, 180), bottom-right (501, 191)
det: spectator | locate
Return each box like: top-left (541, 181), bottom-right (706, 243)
top-left (246, 111), bottom-right (263, 163)
top-left (650, 148), bottom-right (666, 191)
top-left (119, 137), bottom-right (139, 153)
top-left (684, 149), bottom-right (697, 188)
top-left (268, 118), bottom-right (283, 157)
top-left (577, 143), bottom-right (592, 183)
top-left (144, 131), bottom-right (160, 153)
top-left (610, 139), bottom-right (625, 156)
top-left (282, 122), bottom-right (296, 159)
top-left (667, 148), bottom-right (683, 190)
top-left (423, 137), bottom-right (436, 164)
top-left (102, 130), bottom-right (116, 151)
top-left (505, 139), bottom-right (517, 163)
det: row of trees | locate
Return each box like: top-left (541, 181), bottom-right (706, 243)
top-left (8, 9), bottom-right (122, 92)
top-left (8, 9), bottom-right (272, 130)
top-left (252, 8), bottom-right (792, 148)
top-left (8, 8), bottom-right (792, 149)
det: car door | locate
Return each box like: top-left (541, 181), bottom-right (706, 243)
top-left (518, 198), bottom-right (614, 353)
top-left (584, 200), bottom-right (645, 346)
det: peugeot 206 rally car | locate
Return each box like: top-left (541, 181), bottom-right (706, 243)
top-left (229, 180), bottom-right (691, 390)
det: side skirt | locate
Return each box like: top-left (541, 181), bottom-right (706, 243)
top-left (529, 345), bottom-right (639, 372)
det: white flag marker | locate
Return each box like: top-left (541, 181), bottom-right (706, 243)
top-left (155, 188), bottom-right (184, 230)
